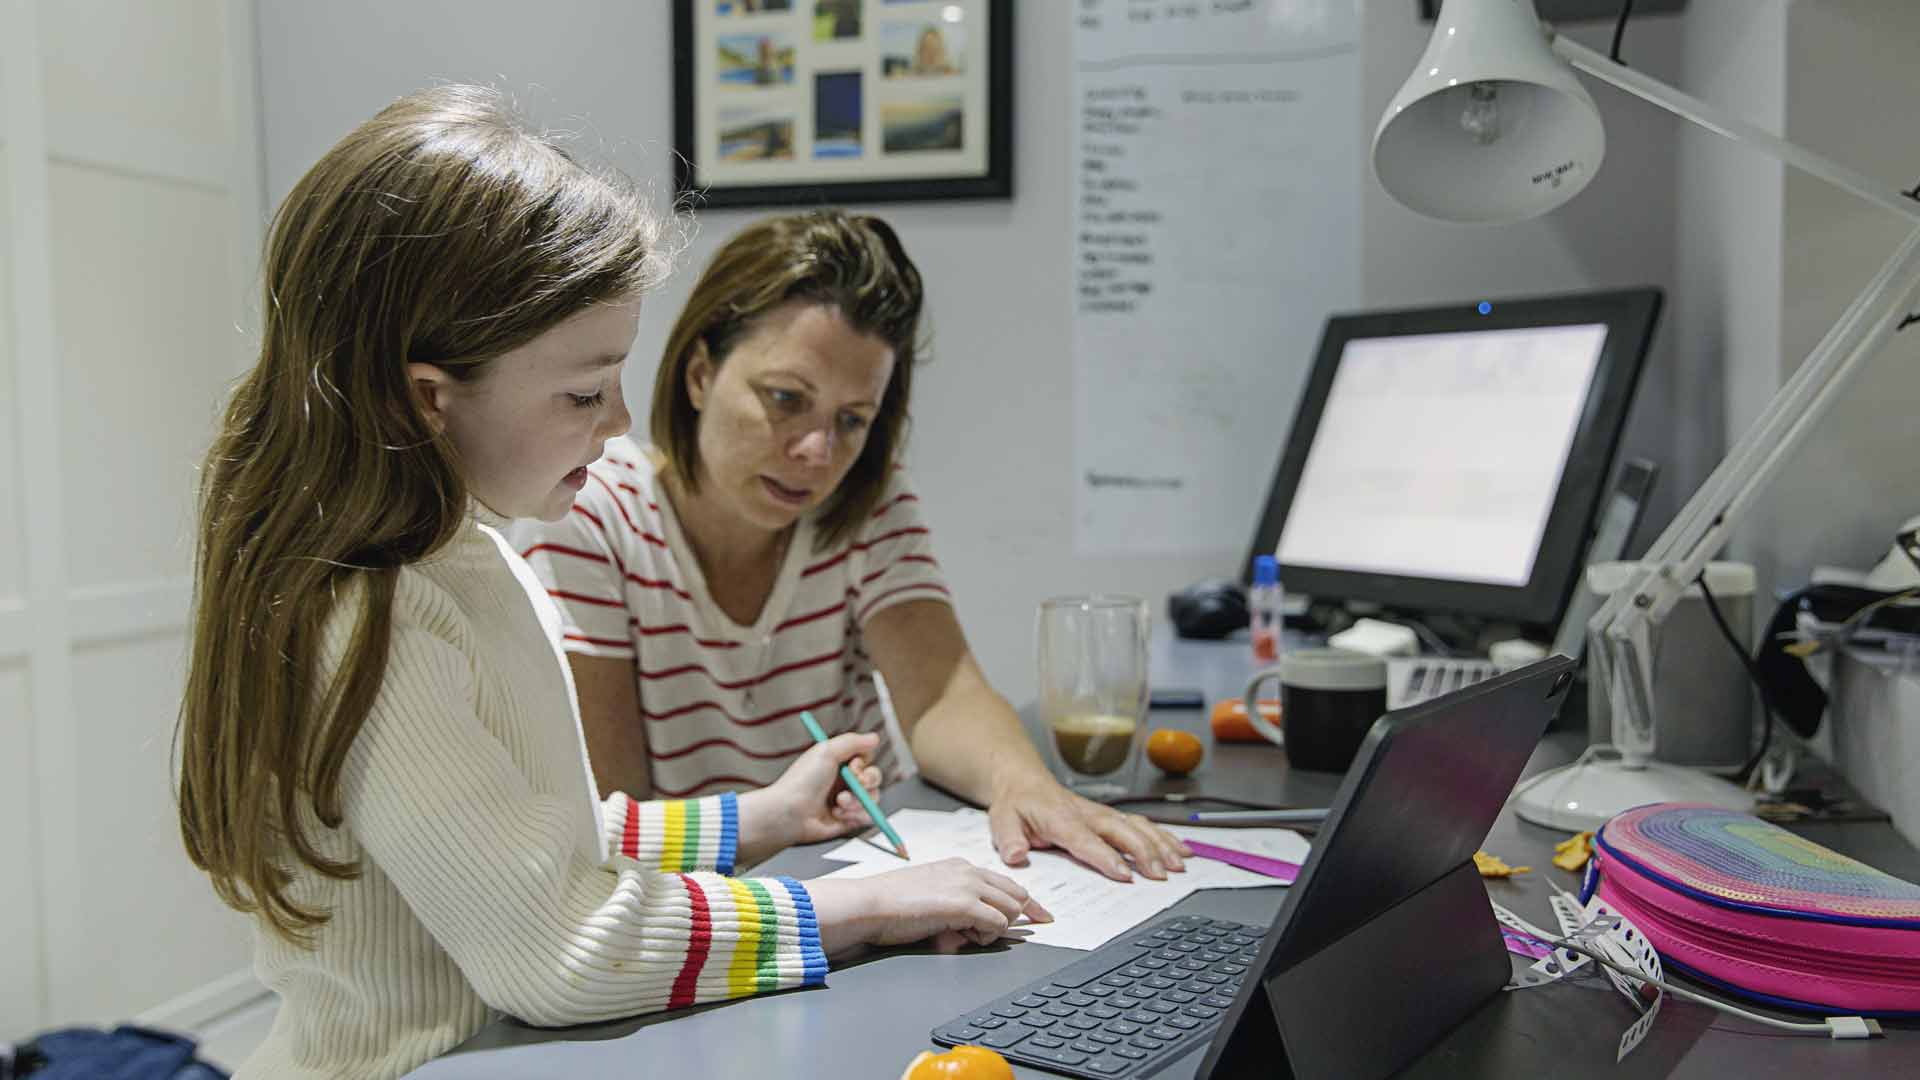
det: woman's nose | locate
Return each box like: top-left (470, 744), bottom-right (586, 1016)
top-left (791, 424), bottom-right (835, 465)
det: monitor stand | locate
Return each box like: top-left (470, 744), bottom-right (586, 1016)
top-left (1201, 861), bottom-right (1509, 1079)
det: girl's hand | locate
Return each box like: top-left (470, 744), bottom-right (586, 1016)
top-left (737, 732), bottom-right (884, 865)
top-left (806, 858), bottom-right (1054, 956)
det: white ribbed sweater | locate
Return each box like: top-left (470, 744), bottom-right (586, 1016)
top-left (237, 511), bottom-right (825, 1079)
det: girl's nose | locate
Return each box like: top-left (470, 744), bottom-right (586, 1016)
top-left (597, 392), bottom-right (632, 442)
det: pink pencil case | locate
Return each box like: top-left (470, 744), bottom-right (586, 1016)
top-left (1585, 803), bottom-right (1920, 1015)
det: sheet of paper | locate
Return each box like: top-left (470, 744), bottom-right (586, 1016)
top-left (815, 808), bottom-right (1308, 950)
top-left (823, 809), bottom-right (1311, 872)
top-left (1071, 0), bottom-right (1363, 555)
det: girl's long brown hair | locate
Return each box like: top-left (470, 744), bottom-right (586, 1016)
top-left (176, 85), bottom-right (669, 944)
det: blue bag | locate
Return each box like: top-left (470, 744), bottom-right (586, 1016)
top-left (3, 1025), bottom-right (227, 1080)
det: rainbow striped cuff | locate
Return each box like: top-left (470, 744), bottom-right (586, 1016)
top-left (604, 791), bottom-right (739, 875)
top-left (665, 874), bottom-right (827, 1009)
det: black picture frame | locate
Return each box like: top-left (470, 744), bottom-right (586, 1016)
top-left (673, 0), bottom-right (1013, 207)
top-left (1418, 0), bottom-right (1686, 19)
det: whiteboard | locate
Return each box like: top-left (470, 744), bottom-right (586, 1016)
top-left (1072, 0), bottom-right (1363, 557)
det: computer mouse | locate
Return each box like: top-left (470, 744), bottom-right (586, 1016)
top-left (1168, 578), bottom-right (1249, 640)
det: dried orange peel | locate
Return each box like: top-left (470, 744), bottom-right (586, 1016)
top-left (1553, 831), bottom-right (1595, 872)
top-left (1473, 850), bottom-right (1530, 878)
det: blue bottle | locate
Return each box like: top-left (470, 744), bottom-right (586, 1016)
top-left (1250, 555), bottom-right (1282, 663)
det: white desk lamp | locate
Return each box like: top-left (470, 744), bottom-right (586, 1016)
top-left (1375, 0), bottom-right (1920, 831)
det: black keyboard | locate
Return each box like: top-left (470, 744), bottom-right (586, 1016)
top-left (930, 916), bottom-right (1263, 1078)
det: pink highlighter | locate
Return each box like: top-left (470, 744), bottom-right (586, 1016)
top-left (1184, 839), bottom-right (1299, 884)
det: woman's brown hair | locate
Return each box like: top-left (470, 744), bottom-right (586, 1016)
top-left (650, 210), bottom-right (924, 547)
top-left (176, 85), bottom-right (669, 943)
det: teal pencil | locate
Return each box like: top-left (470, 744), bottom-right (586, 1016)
top-left (799, 710), bottom-right (909, 859)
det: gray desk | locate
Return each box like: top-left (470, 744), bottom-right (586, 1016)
top-left (416, 632), bottom-right (1920, 1077)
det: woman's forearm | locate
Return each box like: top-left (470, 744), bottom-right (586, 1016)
top-left (568, 653), bottom-right (653, 800)
top-left (907, 677), bottom-right (1052, 806)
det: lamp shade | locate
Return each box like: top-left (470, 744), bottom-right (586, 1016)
top-left (1373, 0), bottom-right (1605, 224)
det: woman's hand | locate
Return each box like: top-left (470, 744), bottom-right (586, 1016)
top-left (806, 858), bottom-right (1053, 956)
top-left (736, 732), bottom-right (884, 866)
top-left (986, 772), bottom-right (1193, 883)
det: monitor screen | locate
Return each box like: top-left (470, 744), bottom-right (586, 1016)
top-left (1276, 323), bottom-right (1607, 587)
top-left (1247, 288), bottom-right (1661, 628)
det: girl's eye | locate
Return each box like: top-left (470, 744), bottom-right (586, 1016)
top-left (837, 412), bottom-right (871, 434)
top-left (568, 390), bottom-right (606, 409)
top-left (765, 387), bottom-right (805, 409)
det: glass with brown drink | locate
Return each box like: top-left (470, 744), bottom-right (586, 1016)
top-left (1036, 595), bottom-right (1150, 797)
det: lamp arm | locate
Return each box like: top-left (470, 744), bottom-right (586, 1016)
top-left (1550, 34), bottom-right (1920, 226)
top-left (1548, 31), bottom-right (1920, 763)
top-left (1596, 226), bottom-right (1920, 760)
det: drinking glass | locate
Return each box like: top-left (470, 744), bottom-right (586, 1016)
top-left (1036, 594), bottom-right (1150, 798)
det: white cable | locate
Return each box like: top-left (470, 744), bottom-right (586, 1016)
top-left (1504, 744), bottom-right (1610, 808)
top-left (1507, 927), bottom-right (1882, 1039)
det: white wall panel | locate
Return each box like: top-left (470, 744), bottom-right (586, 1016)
top-left (0, 163), bottom-right (20, 605)
top-left (0, 0), bottom-right (65, 1040)
top-left (1763, 0), bottom-right (1920, 585)
top-left (5, 0), bottom-right (264, 1035)
top-left (49, 162), bottom-right (235, 590)
top-left (46, 633), bottom-right (249, 1025)
top-left (39, 0), bottom-right (228, 153)
top-left (0, 663), bottom-right (42, 1040)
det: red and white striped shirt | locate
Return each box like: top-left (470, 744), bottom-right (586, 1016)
top-left (511, 437), bottom-right (950, 799)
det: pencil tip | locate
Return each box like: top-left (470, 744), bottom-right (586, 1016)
top-left (896, 843), bottom-right (911, 860)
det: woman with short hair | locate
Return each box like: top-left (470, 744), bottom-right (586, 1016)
top-left (518, 210), bottom-right (1190, 883)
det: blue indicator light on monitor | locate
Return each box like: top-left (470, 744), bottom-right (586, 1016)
top-left (1477, 301), bottom-right (1493, 315)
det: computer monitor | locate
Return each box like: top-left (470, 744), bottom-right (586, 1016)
top-left (1245, 287), bottom-right (1662, 629)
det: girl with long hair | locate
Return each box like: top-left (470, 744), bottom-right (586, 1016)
top-left (175, 85), bottom-right (1044, 1079)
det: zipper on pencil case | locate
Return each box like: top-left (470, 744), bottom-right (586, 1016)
top-left (1596, 855), bottom-right (1920, 975)
top-left (1599, 876), bottom-right (1920, 985)
top-left (1594, 857), bottom-right (1920, 986)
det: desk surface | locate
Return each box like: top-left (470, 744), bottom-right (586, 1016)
top-left (415, 632), bottom-right (1920, 1078)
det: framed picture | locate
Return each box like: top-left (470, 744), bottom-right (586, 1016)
top-left (673, 0), bottom-right (1013, 207)
top-left (1417, 0), bottom-right (1685, 18)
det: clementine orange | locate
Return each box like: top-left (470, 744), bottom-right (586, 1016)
top-left (1146, 728), bottom-right (1204, 776)
top-left (899, 1045), bottom-right (1015, 1080)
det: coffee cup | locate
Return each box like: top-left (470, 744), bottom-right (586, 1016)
top-left (1243, 647), bottom-right (1389, 773)
top-left (1037, 594), bottom-right (1150, 796)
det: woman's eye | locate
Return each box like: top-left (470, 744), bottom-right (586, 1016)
top-left (837, 412), bottom-right (870, 434)
top-left (765, 387), bottom-right (804, 409)
top-left (568, 390), bottom-right (606, 409)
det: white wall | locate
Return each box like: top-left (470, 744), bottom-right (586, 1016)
top-left (1, 0), bottom-right (263, 1039)
top-left (257, 1), bottom-right (1700, 703)
top-left (1672, 0), bottom-right (1787, 590)
top-left (1668, 0), bottom-right (1920, 600)
top-left (1768, 0), bottom-right (1920, 585)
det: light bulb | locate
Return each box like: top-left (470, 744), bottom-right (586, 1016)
top-left (1460, 82), bottom-right (1503, 145)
